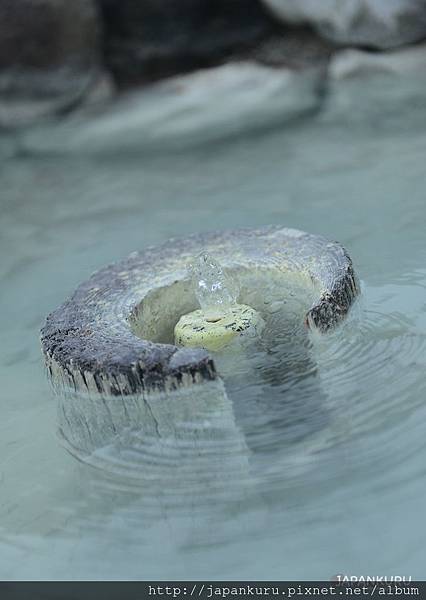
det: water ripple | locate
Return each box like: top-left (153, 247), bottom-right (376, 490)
top-left (58, 278), bottom-right (426, 519)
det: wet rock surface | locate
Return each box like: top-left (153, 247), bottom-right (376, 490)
top-left (40, 226), bottom-right (359, 397)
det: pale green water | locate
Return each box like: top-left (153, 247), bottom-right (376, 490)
top-left (1, 78), bottom-right (426, 579)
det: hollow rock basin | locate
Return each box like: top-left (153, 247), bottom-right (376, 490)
top-left (41, 225), bottom-right (358, 457)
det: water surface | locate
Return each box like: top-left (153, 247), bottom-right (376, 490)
top-left (1, 78), bottom-right (426, 579)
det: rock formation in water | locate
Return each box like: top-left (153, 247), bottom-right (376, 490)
top-left (40, 226), bottom-right (359, 397)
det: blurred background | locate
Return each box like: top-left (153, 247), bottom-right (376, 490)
top-left (1, 0), bottom-right (426, 135)
top-left (1, 0), bottom-right (426, 582)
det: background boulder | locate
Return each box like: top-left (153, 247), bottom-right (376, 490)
top-left (261, 0), bottom-right (426, 49)
top-left (97, 0), bottom-right (280, 86)
top-left (0, 0), bottom-right (105, 127)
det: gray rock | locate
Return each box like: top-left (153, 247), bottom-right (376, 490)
top-left (249, 27), bottom-right (333, 69)
top-left (41, 226), bottom-right (358, 457)
top-left (261, 0), bottom-right (426, 49)
top-left (0, 0), bottom-right (105, 128)
top-left (41, 226), bottom-right (359, 398)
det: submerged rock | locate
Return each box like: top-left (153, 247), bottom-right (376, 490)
top-left (0, 0), bottom-right (108, 128)
top-left (21, 61), bottom-right (325, 153)
top-left (261, 0), bottom-right (426, 49)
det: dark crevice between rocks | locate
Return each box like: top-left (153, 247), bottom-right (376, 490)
top-left (96, 0), bottom-right (335, 89)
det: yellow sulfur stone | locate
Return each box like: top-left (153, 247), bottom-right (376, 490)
top-left (174, 303), bottom-right (264, 352)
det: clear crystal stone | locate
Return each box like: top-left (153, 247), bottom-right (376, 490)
top-left (188, 253), bottom-right (239, 318)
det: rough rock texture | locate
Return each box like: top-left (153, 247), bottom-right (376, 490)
top-left (41, 226), bottom-right (359, 398)
top-left (261, 0), bottom-right (426, 49)
top-left (97, 0), bottom-right (282, 86)
top-left (0, 0), bottom-right (105, 128)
